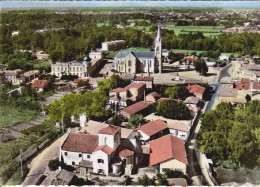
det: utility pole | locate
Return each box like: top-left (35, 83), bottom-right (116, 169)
top-left (20, 149), bottom-right (23, 178)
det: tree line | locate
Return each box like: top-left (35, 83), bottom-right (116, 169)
top-left (197, 101), bottom-right (260, 168)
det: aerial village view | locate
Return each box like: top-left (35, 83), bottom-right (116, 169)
top-left (0, 1), bottom-right (260, 186)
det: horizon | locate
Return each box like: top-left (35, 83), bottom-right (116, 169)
top-left (2, 1), bottom-right (260, 9)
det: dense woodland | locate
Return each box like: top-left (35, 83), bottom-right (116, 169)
top-left (197, 101), bottom-right (260, 168)
top-left (1, 10), bottom-right (260, 68)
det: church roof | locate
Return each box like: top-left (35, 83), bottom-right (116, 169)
top-left (114, 51), bottom-right (154, 59)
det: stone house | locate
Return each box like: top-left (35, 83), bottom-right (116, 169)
top-left (132, 76), bottom-right (154, 89)
top-left (31, 79), bottom-right (49, 92)
top-left (187, 84), bottom-right (206, 100)
top-left (121, 101), bottom-right (151, 119)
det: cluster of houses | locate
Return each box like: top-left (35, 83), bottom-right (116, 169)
top-left (58, 75), bottom-right (206, 181)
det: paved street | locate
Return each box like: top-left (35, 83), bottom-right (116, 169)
top-left (22, 133), bottom-right (68, 185)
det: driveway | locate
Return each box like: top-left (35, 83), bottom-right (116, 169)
top-left (22, 133), bottom-right (68, 185)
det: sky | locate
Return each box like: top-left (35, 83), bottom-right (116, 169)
top-left (1, 1), bottom-right (260, 9)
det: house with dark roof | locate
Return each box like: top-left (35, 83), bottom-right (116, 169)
top-left (149, 135), bottom-right (188, 175)
top-left (60, 125), bottom-right (141, 176)
top-left (135, 119), bottom-right (169, 143)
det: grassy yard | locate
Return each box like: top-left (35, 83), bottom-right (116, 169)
top-left (132, 26), bottom-right (153, 34)
top-left (165, 24), bottom-right (225, 37)
top-left (0, 106), bottom-right (39, 128)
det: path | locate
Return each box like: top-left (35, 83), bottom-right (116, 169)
top-left (22, 133), bottom-right (68, 186)
top-left (9, 91), bottom-right (68, 132)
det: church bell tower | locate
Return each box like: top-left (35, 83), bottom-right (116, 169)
top-left (155, 24), bottom-right (162, 74)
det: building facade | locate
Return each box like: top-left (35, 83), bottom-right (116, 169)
top-left (113, 25), bottom-right (163, 74)
top-left (102, 40), bottom-right (125, 52)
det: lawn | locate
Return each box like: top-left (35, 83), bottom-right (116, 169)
top-left (127, 19), bottom-right (151, 23)
top-left (132, 26), bottom-right (153, 34)
top-left (97, 22), bottom-right (111, 27)
top-left (165, 24), bottom-right (225, 37)
top-left (171, 49), bottom-right (206, 55)
top-left (0, 106), bottom-right (39, 128)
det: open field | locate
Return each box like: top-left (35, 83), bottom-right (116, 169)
top-left (171, 49), bottom-right (207, 55)
top-left (0, 106), bottom-right (38, 128)
top-left (165, 24), bottom-right (225, 36)
top-left (127, 19), bottom-right (151, 23)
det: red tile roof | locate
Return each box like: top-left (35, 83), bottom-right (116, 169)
top-left (73, 78), bottom-right (89, 84)
top-left (110, 83), bottom-right (145, 93)
top-left (32, 80), bottom-right (48, 89)
top-left (136, 119), bottom-right (168, 137)
top-left (150, 135), bottom-right (188, 166)
top-left (253, 81), bottom-right (260, 90)
top-left (98, 125), bottom-right (121, 135)
top-left (117, 146), bottom-right (135, 157)
top-left (183, 57), bottom-right (198, 62)
top-left (134, 76), bottom-right (154, 81)
top-left (187, 84), bottom-right (205, 95)
top-left (61, 133), bottom-right (98, 153)
top-left (94, 145), bottom-right (114, 155)
top-left (122, 101), bottom-right (151, 115)
top-left (157, 97), bottom-right (181, 102)
top-left (234, 78), bottom-right (250, 90)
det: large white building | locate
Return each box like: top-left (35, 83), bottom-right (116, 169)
top-left (51, 51), bottom-right (102, 78)
top-left (113, 25), bottom-right (163, 74)
top-left (60, 123), bottom-right (140, 176)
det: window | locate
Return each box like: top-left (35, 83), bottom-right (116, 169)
top-left (128, 60), bottom-right (132, 66)
top-left (72, 161), bottom-right (75, 165)
top-left (64, 152), bottom-right (68, 156)
top-left (98, 159), bottom-right (104, 164)
top-left (87, 155), bottom-right (91, 159)
top-left (79, 154), bottom-right (82, 157)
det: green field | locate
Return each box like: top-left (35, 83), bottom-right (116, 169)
top-left (127, 19), bottom-right (151, 23)
top-left (165, 24), bottom-right (225, 37)
top-left (0, 106), bottom-right (38, 128)
top-left (171, 49), bottom-right (206, 55)
top-left (97, 22), bottom-right (111, 27)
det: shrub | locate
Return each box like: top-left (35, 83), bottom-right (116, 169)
top-left (48, 159), bottom-right (60, 171)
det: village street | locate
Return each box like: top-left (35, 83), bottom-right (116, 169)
top-left (22, 133), bottom-right (68, 185)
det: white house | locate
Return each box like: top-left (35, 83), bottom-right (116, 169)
top-left (167, 122), bottom-right (191, 142)
top-left (219, 54), bottom-right (230, 61)
top-left (60, 124), bottom-right (140, 176)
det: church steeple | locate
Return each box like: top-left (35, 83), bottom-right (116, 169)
top-left (155, 24), bottom-right (162, 74)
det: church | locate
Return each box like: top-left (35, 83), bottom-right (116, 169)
top-left (113, 25), bottom-right (163, 74)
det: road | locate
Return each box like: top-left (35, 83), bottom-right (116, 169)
top-left (22, 133), bottom-right (68, 185)
top-left (186, 63), bottom-right (233, 185)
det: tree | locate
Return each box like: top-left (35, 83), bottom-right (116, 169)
top-left (194, 59), bottom-right (208, 75)
top-left (156, 100), bottom-right (192, 120)
top-left (128, 114), bottom-right (144, 128)
top-left (156, 173), bottom-right (168, 185)
top-left (106, 115), bottom-right (123, 126)
top-left (137, 174), bottom-right (155, 186)
top-left (48, 159), bottom-right (60, 171)
top-left (165, 85), bottom-right (189, 99)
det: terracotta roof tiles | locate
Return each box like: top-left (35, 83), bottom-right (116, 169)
top-left (98, 125), bottom-right (121, 135)
top-left (94, 145), bottom-right (114, 155)
top-left (150, 134), bottom-right (188, 166)
top-left (187, 84), bottom-right (205, 95)
top-left (61, 133), bottom-right (98, 153)
top-left (122, 101), bottom-right (150, 115)
top-left (136, 119), bottom-right (168, 137)
top-left (32, 80), bottom-right (48, 89)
